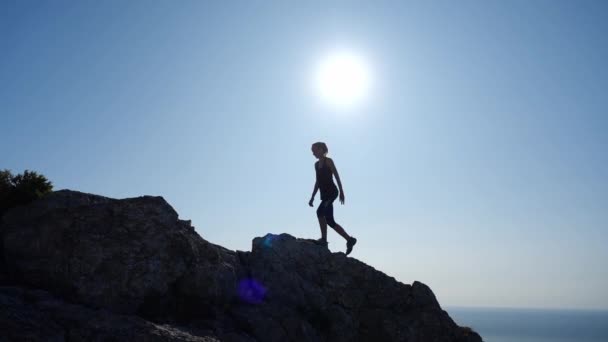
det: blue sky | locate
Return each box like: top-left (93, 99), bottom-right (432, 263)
top-left (1, 1), bottom-right (607, 309)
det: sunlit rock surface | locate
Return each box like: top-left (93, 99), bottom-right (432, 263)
top-left (0, 190), bottom-right (481, 342)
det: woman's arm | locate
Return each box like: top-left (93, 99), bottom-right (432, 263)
top-left (309, 180), bottom-right (319, 206)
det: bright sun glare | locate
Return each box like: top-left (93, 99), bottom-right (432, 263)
top-left (315, 51), bottom-right (371, 109)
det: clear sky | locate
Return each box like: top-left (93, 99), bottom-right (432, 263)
top-left (2, 1), bottom-right (607, 310)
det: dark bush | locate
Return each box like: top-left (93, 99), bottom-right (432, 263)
top-left (0, 169), bottom-right (53, 218)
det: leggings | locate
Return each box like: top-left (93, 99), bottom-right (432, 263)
top-left (316, 192), bottom-right (338, 228)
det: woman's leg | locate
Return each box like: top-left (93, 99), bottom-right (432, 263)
top-left (316, 202), bottom-right (328, 242)
top-left (324, 200), bottom-right (351, 240)
top-left (317, 216), bottom-right (328, 241)
top-left (331, 223), bottom-right (351, 240)
top-left (325, 193), bottom-right (357, 255)
top-left (326, 202), bottom-right (357, 255)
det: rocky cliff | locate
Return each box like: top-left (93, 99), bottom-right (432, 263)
top-left (0, 190), bottom-right (482, 342)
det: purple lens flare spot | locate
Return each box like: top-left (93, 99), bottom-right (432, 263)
top-left (238, 278), bottom-right (267, 304)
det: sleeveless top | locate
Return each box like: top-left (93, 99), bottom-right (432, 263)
top-left (315, 159), bottom-right (338, 200)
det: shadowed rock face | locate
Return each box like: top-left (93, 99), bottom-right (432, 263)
top-left (0, 286), bottom-right (219, 342)
top-left (0, 190), bottom-right (482, 342)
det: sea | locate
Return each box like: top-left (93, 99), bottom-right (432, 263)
top-left (447, 307), bottom-right (608, 342)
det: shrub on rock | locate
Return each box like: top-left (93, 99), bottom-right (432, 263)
top-left (0, 169), bottom-right (53, 217)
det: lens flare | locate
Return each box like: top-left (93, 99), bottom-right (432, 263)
top-left (263, 234), bottom-right (277, 248)
top-left (238, 278), bottom-right (267, 304)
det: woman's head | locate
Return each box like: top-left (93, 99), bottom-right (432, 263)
top-left (311, 142), bottom-right (328, 158)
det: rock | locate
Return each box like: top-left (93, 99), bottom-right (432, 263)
top-left (228, 233), bottom-right (475, 342)
top-left (2, 190), bottom-right (239, 318)
top-left (1, 190), bottom-right (482, 341)
top-left (0, 286), bottom-right (219, 342)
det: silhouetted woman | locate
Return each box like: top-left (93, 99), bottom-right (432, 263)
top-left (308, 142), bottom-right (357, 255)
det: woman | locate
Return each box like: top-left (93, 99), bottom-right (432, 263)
top-left (308, 142), bottom-right (357, 255)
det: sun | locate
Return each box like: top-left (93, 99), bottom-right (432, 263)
top-left (314, 51), bottom-right (371, 109)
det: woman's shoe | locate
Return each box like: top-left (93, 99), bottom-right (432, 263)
top-left (346, 237), bottom-right (357, 255)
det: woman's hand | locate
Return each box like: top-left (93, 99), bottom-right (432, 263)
top-left (308, 198), bottom-right (314, 207)
top-left (339, 191), bottom-right (345, 205)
